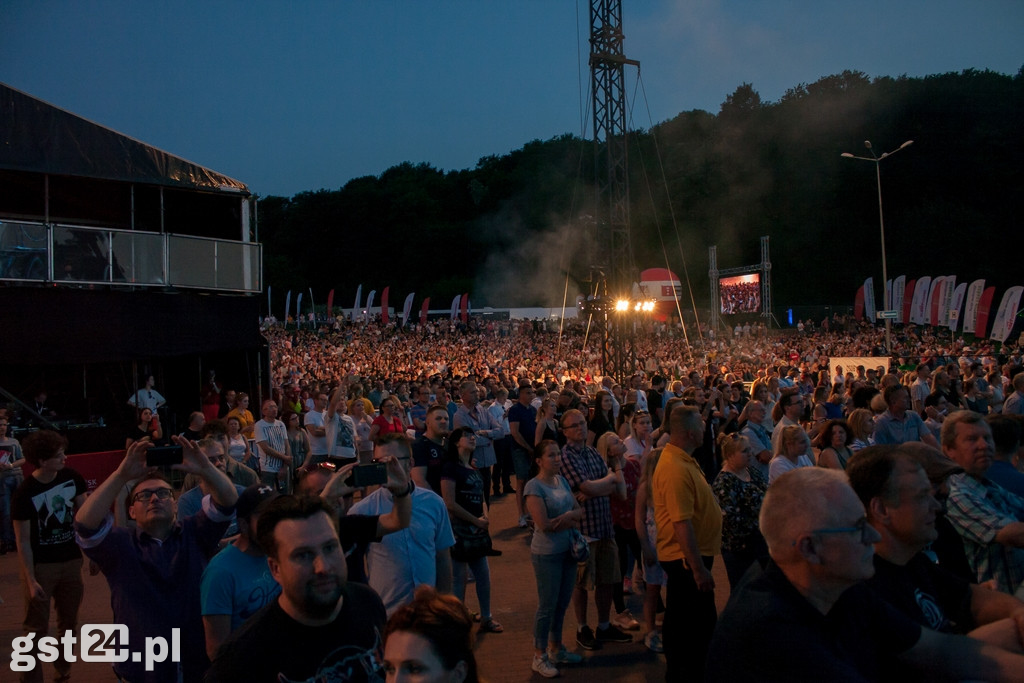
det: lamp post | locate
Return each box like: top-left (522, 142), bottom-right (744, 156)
top-left (841, 139), bottom-right (913, 353)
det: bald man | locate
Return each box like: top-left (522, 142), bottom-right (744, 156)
top-left (707, 467), bottom-right (1024, 681)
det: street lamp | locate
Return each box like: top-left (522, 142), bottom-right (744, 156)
top-left (841, 139), bottom-right (913, 353)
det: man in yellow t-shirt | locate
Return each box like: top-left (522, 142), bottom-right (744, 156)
top-left (652, 405), bottom-right (722, 682)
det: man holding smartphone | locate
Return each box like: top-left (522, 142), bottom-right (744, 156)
top-left (75, 436), bottom-right (238, 683)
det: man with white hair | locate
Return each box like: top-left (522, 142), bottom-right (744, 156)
top-left (707, 467), bottom-right (1024, 681)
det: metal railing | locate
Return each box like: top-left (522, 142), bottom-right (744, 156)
top-left (0, 219), bottom-right (261, 293)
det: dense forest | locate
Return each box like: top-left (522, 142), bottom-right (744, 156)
top-left (258, 68), bottom-right (1023, 315)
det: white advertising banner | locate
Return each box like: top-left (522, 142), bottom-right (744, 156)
top-left (991, 286), bottom-right (1023, 343)
top-left (948, 282), bottom-right (968, 332)
top-left (864, 277), bottom-right (876, 322)
top-left (892, 275), bottom-right (906, 324)
top-left (962, 279), bottom-right (985, 335)
top-left (938, 276), bottom-right (955, 327)
top-left (910, 276), bottom-right (932, 324)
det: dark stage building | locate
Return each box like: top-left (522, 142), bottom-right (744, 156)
top-left (0, 82), bottom-right (265, 451)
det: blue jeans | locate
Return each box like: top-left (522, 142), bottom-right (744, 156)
top-left (453, 556), bottom-right (492, 620)
top-left (531, 551), bottom-right (577, 650)
top-left (0, 473), bottom-right (21, 545)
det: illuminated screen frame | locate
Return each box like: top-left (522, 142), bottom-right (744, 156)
top-left (719, 273), bottom-right (762, 314)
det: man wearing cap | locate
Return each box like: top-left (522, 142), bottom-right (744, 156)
top-left (847, 445), bottom-right (1024, 650)
top-left (201, 484), bottom-right (281, 658)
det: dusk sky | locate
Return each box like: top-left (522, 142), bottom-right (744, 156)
top-left (3, 1), bottom-right (1022, 198)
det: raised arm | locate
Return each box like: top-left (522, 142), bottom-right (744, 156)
top-left (375, 454), bottom-right (412, 536)
top-left (77, 440), bottom-right (151, 531)
top-left (173, 435), bottom-right (238, 509)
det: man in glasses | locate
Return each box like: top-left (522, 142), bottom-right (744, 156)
top-left (848, 445), bottom-right (1024, 650)
top-left (75, 436), bottom-right (238, 683)
top-left (708, 467), bottom-right (1024, 681)
top-left (559, 408), bottom-right (629, 650)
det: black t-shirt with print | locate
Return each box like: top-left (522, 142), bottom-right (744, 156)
top-left (12, 468), bottom-right (88, 564)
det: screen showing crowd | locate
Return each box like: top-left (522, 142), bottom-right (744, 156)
top-left (720, 274), bottom-right (761, 314)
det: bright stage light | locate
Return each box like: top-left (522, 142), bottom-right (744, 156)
top-left (615, 299), bottom-right (630, 312)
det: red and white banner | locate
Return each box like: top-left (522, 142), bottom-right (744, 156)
top-left (962, 279), bottom-right (985, 335)
top-left (864, 277), bottom-right (876, 322)
top-left (910, 276), bottom-right (931, 324)
top-left (854, 286), bottom-right (865, 321)
top-left (975, 286), bottom-right (996, 338)
top-left (420, 297), bottom-right (430, 325)
top-left (927, 277), bottom-right (944, 326)
top-left (326, 289), bottom-right (335, 319)
top-left (902, 279), bottom-right (916, 325)
top-left (459, 293), bottom-right (469, 324)
top-left (990, 286), bottom-right (1023, 343)
top-left (401, 292), bottom-right (415, 327)
top-left (381, 287), bottom-right (391, 325)
top-left (948, 282), bottom-right (968, 332)
top-left (892, 275), bottom-right (906, 323)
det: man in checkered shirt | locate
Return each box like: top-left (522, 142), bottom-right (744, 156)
top-left (943, 410), bottom-right (1024, 598)
top-left (558, 409), bottom-right (628, 651)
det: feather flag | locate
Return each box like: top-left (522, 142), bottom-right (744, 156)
top-left (421, 297), bottom-right (430, 324)
top-left (365, 290), bottom-right (376, 322)
top-left (402, 293), bottom-right (415, 327)
top-left (962, 280), bottom-right (985, 335)
top-left (353, 285), bottom-right (363, 321)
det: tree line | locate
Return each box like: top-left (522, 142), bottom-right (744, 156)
top-left (258, 68), bottom-right (1023, 315)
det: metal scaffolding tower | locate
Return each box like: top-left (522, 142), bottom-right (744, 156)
top-left (589, 0), bottom-right (640, 382)
top-left (590, 0), bottom-right (639, 294)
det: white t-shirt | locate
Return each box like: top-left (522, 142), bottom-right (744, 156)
top-left (255, 419), bottom-right (288, 473)
top-left (304, 410), bottom-right (328, 455)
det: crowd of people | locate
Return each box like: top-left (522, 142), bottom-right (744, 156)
top-left (4, 315), bottom-right (1024, 681)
